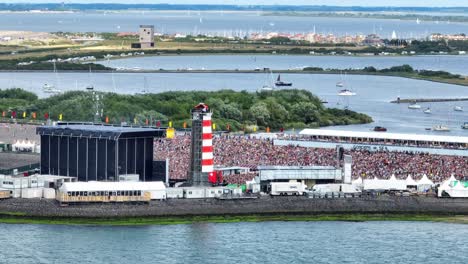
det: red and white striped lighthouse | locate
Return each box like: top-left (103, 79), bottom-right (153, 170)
top-left (188, 103), bottom-right (214, 186)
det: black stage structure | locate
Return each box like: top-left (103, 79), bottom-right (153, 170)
top-left (37, 123), bottom-right (165, 182)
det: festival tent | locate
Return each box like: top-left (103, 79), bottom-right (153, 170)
top-left (417, 174), bottom-right (434, 192)
top-left (405, 175), bottom-right (418, 188)
top-left (351, 176), bottom-right (362, 189)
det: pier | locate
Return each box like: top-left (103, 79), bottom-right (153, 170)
top-left (391, 97), bottom-right (468, 103)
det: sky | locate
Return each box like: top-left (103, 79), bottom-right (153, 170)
top-left (1, 1), bottom-right (468, 7)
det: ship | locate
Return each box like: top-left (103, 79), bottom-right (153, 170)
top-left (274, 74), bottom-right (292, 87)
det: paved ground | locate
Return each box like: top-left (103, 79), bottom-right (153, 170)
top-left (0, 152), bottom-right (40, 170)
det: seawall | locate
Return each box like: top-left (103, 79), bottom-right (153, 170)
top-left (1, 196), bottom-right (468, 218)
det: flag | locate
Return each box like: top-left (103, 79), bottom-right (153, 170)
top-left (226, 124), bottom-right (230, 131)
top-left (168, 121), bottom-right (173, 128)
top-left (44, 112), bottom-right (49, 119)
top-left (105, 116), bottom-right (109, 124)
top-left (212, 123), bottom-right (216, 130)
top-left (2, 111), bottom-right (5, 117)
top-left (183, 122), bottom-right (187, 129)
top-left (32, 112), bottom-right (37, 119)
top-left (11, 111), bottom-right (16, 118)
top-left (266, 127), bottom-right (270, 133)
top-left (156, 120), bottom-right (161, 127)
top-left (22, 111), bottom-right (26, 118)
top-left (59, 114), bottom-right (63, 121)
top-left (145, 119), bottom-right (149, 125)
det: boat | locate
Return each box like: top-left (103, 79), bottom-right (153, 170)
top-left (423, 107), bottom-right (432, 114)
top-left (454, 106), bottom-right (463, 112)
top-left (42, 83), bottom-right (61, 94)
top-left (86, 66), bottom-right (95, 91)
top-left (275, 74), bottom-right (292, 87)
top-left (43, 61), bottom-right (62, 94)
top-left (338, 89), bottom-right (356, 96)
top-left (136, 76), bottom-right (150, 95)
top-left (408, 102), bottom-right (421, 109)
top-left (258, 70), bottom-right (275, 92)
top-left (462, 122), bottom-right (468, 129)
top-left (432, 125), bottom-right (450, 132)
top-left (373, 126), bottom-right (387, 132)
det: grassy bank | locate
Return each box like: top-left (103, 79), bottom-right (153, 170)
top-left (1, 214), bottom-right (468, 226)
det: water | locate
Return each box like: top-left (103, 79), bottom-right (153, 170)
top-left (1, 72), bottom-right (468, 135)
top-left (0, 221), bottom-right (467, 264)
top-left (102, 55), bottom-right (468, 75)
top-left (0, 11), bottom-right (467, 37)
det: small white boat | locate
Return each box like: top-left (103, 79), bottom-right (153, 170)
top-left (338, 89), bottom-right (356, 96)
top-left (42, 83), bottom-right (61, 94)
top-left (259, 85), bottom-right (274, 92)
top-left (423, 107), bottom-right (432, 114)
top-left (432, 125), bottom-right (450, 132)
top-left (461, 122), bottom-right (468, 129)
top-left (408, 102), bottom-right (421, 109)
top-left (454, 106), bottom-right (463, 112)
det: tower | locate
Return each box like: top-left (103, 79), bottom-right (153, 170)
top-left (188, 103), bottom-right (214, 186)
top-left (139, 25), bottom-right (155, 48)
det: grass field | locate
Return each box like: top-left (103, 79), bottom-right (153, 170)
top-left (1, 213), bottom-right (468, 226)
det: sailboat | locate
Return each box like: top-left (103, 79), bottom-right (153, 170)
top-left (136, 76), bottom-right (150, 95)
top-left (423, 107), bottom-right (432, 114)
top-left (86, 66), bottom-right (94, 91)
top-left (336, 72), bottom-right (356, 96)
top-left (454, 106), bottom-right (463, 112)
top-left (275, 74), bottom-right (292, 87)
top-left (43, 61), bottom-right (62, 94)
top-left (259, 71), bottom-right (275, 92)
top-left (336, 71), bottom-right (344, 87)
top-left (432, 125), bottom-right (450, 132)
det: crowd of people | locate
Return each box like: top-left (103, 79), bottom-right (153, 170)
top-left (280, 134), bottom-right (468, 150)
top-left (0, 123), bottom-right (39, 144)
top-left (154, 135), bottom-right (468, 184)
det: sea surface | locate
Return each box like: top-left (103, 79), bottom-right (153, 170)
top-left (0, 221), bottom-right (468, 264)
top-left (0, 11), bottom-right (467, 37)
top-left (1, 72), bottom-right (467, 136)
top-left (101, 55), bottom-right (468, 75)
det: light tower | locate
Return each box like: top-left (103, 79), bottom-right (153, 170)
top-left (188, 103), bottom-right (214, 186)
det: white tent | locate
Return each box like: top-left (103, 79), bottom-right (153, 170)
top-left (352, 177), bottom-right (363, 190)
top-left (417, 174), bottom-right (434, 192)
top-left (405, 175), bottom-right (418, 187)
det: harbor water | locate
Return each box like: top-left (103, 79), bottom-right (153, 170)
top-left (1, 221), bottom-right (468, 264)
top-left (101, 55), bottom-right (468, 75)
top-left (1, 72), bottom-right (467, 136)
top-left (0, 11), bottom-right (467, 37)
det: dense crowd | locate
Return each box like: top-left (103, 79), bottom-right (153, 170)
top-left (280, 134), bottom-right (468, 150)
top-left (0, 123), bottom-right (39, 144)
top-left (154, 135), bottom-right (468, 184)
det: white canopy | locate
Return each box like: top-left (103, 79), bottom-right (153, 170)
top-left (60, 181), bottom-right (166, 193)
top-left (352, 177), bottom-right (363, 185)
top-left (405, 175), bottom-right (418, 186)
top-left (417, 174), bottom-right (434, 186)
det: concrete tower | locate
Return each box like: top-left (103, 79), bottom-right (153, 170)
top-left (188, 103), bottom-right (214, 186)
top-left (139, 25), bottom-right (155, 48)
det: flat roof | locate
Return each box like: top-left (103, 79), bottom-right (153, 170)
top-left (300, 129), bottom-right (468, 144)
top-left (36, 123), bottom-right (165, 139)
top-left (0, 153), bottom-right (40, 170)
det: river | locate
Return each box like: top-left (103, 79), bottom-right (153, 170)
top-left (1, 72), bottom-right (468, 135)
top-left (100, 55), bottom-right (468, 75)
top-left (0, 221), bottom-right (467, 264)
top-left (0, 11), bottom-right (467, 37)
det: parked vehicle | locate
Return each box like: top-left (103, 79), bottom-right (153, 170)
top-left (270, 181), bottom-right (307, 196)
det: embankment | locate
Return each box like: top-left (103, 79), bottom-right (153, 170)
top-left (1, 196), bottom-right (468, 219)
